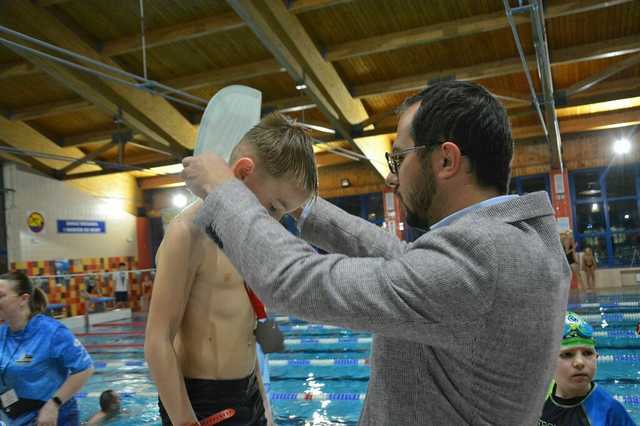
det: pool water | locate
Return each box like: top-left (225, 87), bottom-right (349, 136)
top-left (74, 296), bottom-right (640, 425)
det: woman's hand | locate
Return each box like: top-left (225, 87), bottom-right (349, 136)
top-left (36, 400), bottom-right (59, 426)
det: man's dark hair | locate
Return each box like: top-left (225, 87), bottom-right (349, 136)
top-left (400, 80), bottom-right (514, 194)
top-left (99, 390), bottom-right (118, 413)
top-left (118, 262), bottom-right (126, 267)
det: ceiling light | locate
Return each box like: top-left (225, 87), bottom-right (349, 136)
top-left (591, 203), bottom-right (599, 212)
top-left (613, 138), bottom-right (631, 155)
top-left (295, 83), bottom-right (307, 90)
top-left (579, 182), bottom-right (601, 196)
top-left (340, 178), bottom-right (351, 188)
top-left (172, 193), bottom-right (188, 208)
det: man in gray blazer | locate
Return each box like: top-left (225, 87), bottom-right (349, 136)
top-left (182, 81), bottom-right (571, 425)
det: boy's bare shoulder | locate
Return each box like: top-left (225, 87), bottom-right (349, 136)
top-left (166, 201), bottom-right (205, 240)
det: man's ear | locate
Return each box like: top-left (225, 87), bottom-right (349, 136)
top-left (231, 157), bottom-right (256, 181)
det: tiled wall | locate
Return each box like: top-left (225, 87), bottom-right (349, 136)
top-left (11, 256), bottom-right (151, 316)
top-left (4, 163), bottom-right (138, 263)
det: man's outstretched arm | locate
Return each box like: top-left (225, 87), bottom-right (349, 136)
top-left (297, 197), bottom-right (408, 259)
top-left (194, 180), bottom-right (496, 342)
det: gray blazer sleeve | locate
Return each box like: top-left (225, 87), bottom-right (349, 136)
top-left (300, 197), bottom-right (408, 259)
top-left (195, 180), bottom-right (497, 344)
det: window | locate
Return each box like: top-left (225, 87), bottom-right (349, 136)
top-left (366, 193), bottom-right (384, 224)
top-left (611, 233), bottom-right (640, 266)
top-left (521, 175), bottom-right (548, 194)
top-left (328, 193), bottom-right (384, 225)
top-left (575, 202), bottom-right (605, 234)
top-left (509, 174), bottom-right (550, 196)
top-left (330, 195), bottom-right (362, 217)
top-left (606, 167), bottom-right (636, 198)
top-left (608, 199), bottom-right (639, 231)
top-left (573, 171), bottom-right (602, 201)
top-left (570, 165), bottom-right (640, 267)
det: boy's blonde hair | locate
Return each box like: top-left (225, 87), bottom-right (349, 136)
top-left (230, 112), bottom-right (318, 195)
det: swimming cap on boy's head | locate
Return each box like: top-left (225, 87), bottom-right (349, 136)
top-left (194, 85), bottom-right (261, 162)
top-left (562, 312), bottom-right (595, 349)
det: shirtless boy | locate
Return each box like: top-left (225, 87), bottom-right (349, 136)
top-left (145, 113), bottom-right (317, 426)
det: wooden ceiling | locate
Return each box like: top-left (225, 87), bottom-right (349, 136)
top-left (0, 0), bottom-right (639, 190)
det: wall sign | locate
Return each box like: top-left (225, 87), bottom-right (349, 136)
top-left (57, 220), bottom-right (106, 234)
top-left (27, 211), bottom-right (45, 233)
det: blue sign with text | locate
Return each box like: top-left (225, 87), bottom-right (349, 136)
top-left (57, 220), bottom-right (106, 234)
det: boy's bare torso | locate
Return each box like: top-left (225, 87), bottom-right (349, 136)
top-left (158, 203), bottom-right (257, 379)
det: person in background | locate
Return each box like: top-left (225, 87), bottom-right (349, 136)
top-left (86, 390), bottom-right (121, 425)
top-left (581, 247), bottom-right (598, 292)
top-left (0, 272), bottom-right (93, 426)
top-left (112, 263), bottom-right (129, 309)
top-left (140, 273), bottom-right (153, 314)
top-left (539, 312), bottom-right (635, 425)
top-left (563, 231), bottom-right (585, 292)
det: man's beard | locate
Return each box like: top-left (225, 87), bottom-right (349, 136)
top-left (405, 208), bottom-right (429, 232)
top-left (402, 162), bottom-right (436, 232)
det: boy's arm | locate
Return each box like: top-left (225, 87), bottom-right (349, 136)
top-left (145, 220), bottom-right (200, 425)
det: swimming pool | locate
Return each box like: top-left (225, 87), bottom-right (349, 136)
top-left (74, 297), bottom-right (640, 425)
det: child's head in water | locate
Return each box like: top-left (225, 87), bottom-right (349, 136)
top-left (554, 312), bottom-right (597, 399)
top-left (227, 112), bottom-right (318, 221)
top-left (99, 389), bottom-right (121, 416)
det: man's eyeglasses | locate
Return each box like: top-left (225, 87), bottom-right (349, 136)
top-left (385, 146), bottom-right (427, 175)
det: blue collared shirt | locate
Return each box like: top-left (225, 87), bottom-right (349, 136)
top-left (429, 195), bottom-right (519, 231)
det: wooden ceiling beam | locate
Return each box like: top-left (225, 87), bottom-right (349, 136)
top-left (0, 139), bottom-right (57, 176)
top-left (36, 2), bottom-right (350, 59)
top-left (228, 0), bottom-right (391, 178)
top-left (5, 60), bottom-right (288, 122)
top-left (287, 0), bottom-right (353, 14)
top-left (137, 173), bottom-right (183, 190)
top-left (59, 128), bottom-right (137, 147)
top-left (163, 59), bottom-right (284, 91)
top-left (101, 12), bottom-right (245, 57)
top-left (0, 60), bottom-right (38, 79)
top-left (324, 0), bottom-right (632, 61)
top-left (510, 77), bottom-right (640, 118)
top-left (57, 141), bottom-right (117, 176)
top-left (8, 99), bottom-right (94, 121)
top-left (512, 107), bottom-right (640, 140)
top-left (262, 95), bottom-right (315, 113)
top-left (0, 114), bottom-right (100, 173)
top-left (315, 150), bottom-right (356, 167)
top-left (32, 0), bottom-right (71, 6)
top-left (1, 2), bottom-right (195, 157)
top-left (61, 158), bottom-right (177, 180)
top-left (315, 106), bottom-right (640, 144)
top-left (564, 52), bottom-right (640, 97)
top-left (128, 139), bottom-right (175, 156)
top-left (352, 34), bottom-right (640, 99)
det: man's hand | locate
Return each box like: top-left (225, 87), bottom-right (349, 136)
top-left (182, 153), bottom-right (235, 199)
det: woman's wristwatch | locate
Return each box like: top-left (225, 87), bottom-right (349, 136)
top-left (51, 396), bottom-right (63, 407)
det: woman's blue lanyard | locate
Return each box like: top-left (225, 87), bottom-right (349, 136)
top-left (0, 330), bottom-right (23, 388)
